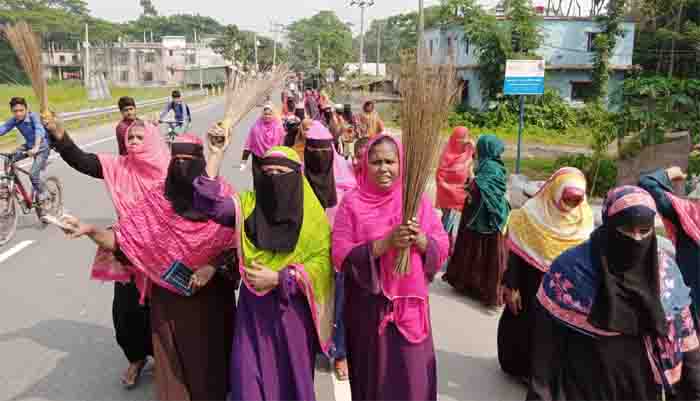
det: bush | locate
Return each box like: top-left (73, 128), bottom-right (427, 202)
top-left (554, 154), bottom-right (617, 197)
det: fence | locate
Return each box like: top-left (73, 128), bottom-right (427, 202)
top-left (59, 89), bottom-right (210, 128)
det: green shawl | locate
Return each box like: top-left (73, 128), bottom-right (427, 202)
top-left (237, 146), bottom-right (334, 352)
top-left (464, 134), bottom-right (510, 234)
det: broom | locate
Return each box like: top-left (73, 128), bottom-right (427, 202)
top-left (218, 65), bottom-right (289, 133)
top-left (395, 50), bottom-right (461, 275)
top-left (2, 22), bottom-right (49, 115)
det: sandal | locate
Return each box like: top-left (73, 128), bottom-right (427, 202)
top-left (121, 359), bottom-right (146, 390)
top-left (334, 358), bottom-right (349, 381)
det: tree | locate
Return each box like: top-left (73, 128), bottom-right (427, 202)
top-left (287, 11), bottom-right (353, 78)
top-left (139, 0), bottom-right (157, 17)
top-left (633, 0), bottom-right (700, 79)
top-left (441, 0), bottom-right (543, 102)
top-left (591, 0), bottom-right (627, 102)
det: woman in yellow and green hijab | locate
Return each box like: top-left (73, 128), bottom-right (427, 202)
top-left (192, 126), bottom-right (334, 401)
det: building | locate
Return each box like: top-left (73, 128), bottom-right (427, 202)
top-left (423, 16), bottom-right (637, 109)
top-left (42, 36), bottom-right (231, 87)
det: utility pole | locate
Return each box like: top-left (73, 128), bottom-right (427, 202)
top-left (376, 22), bottom-right (382, 76)
top-left (271, 21), bottom-right (285, 68)
top-left (254, 32), bottom-right (259, 72)
top-left (350, 0), bottom-right (375, 76)
top-left (418, 0), bottom-right (425, 63)
top-left (84, 23), bottom-right (90, 87)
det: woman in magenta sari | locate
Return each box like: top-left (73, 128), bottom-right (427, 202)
top-left (60, 134), bottom-right (240, 400)
top-left (332, 134), bottom-right (449, 400)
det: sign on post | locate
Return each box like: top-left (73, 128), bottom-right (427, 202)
top-left (503, 59), bottom-right (545, 174)
top-left (504, 59), bottom-right (545, 95)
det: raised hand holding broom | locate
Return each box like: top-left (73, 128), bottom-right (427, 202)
top-left (395, 51), bottom-right (462, 275)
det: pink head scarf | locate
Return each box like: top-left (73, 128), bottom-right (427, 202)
top-left (435, 126), bottom-right (474, 210)
top-left (332, 134), bottom-right (449, 343)
top-left (244, 113), bottom-right (285, 158)
top-left (98, 121), bottom-right (170, 218)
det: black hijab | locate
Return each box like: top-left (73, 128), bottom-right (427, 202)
top-left (164, 140), bottom-right (208, 221)
top-left (283, 117), bottom-right (301, 147)
top-left (588, 190), bottom-right (667, 337)
top-left (304, 138), bottom-right (337, 209)
top-left (244, 156), bottom-right (304, 252)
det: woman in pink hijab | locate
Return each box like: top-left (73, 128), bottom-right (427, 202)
top-left (332, 134), bottom-right (449, 400)
top-left (48, 120), bottom-right (169, 388)
top-left (240, 104), bottom-right (285, 173)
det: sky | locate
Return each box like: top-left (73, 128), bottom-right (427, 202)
top-left (86, 0), bottom-right (594, 37)
top-left (86, 0), bottom-right (497, 35)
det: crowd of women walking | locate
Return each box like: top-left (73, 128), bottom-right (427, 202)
top-left (38, 86), bottom-right (700, 401)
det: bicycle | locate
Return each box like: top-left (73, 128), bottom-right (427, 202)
top-left (0, 152), bottom-right (64, 245)
top-left (159, 120), bottom-right (189, 147)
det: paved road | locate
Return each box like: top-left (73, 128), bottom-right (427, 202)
top-left (0, 99), bottom-right (524, 401)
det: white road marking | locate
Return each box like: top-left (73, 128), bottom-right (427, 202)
top-left (0, 240), bottom-right (34, 263)
top-left (331, 371), bottom-right (352, 401)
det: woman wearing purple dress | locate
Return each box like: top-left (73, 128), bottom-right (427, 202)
top-left (332, 134), bottom-right (449, 400)
top-left (193, 126), bottom-right (335, 401)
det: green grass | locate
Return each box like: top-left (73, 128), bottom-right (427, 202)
top-left (0, 82), bottom-right (180, 120)
top-left (378, 103), bottom-right (591, 148)
top-left (502, 157), bottom-right (558, 180)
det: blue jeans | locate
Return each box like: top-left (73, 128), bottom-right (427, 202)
top-left (330, 271), bottom-right (346, 360)
top-left (13, 145), bottom-right (49, 200)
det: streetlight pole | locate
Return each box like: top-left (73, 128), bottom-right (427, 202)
top-left (376, 21), bottom-right (381, 76)
top-left (350, 0), bottom-right (375, 76)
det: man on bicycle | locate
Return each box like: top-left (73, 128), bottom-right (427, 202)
top-left (0, 97), bottom-right (50, 205)
top-left (159, 90), bottom-right (191, 134)
top-left (116, 96), bottom-right (138, 155)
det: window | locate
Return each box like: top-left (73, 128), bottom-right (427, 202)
top-left (143, 71), bottom-right (154, 81)
top-left (447, 37), bottom-right (453, 54)
top-left (463, 36), bottom-right (470, 55)
top-left (586, 32), bottom-right (600, 52)
top-left (169, 50), bottom-right (174, 57)
top-left (118, 53), bottom-right (129, 66)
top-left (461, 80), bottom-right (469, 106)
top-left (120, 71), bottom-right (129, 82)
top-left (145, 53), bottom-right (155, 63)
top-left (187, 54), bottom-right (196, 65)
top-left (72, 55), bottom-right (79, 64)
top-left (571, 81), bottom-right (594, 101)
top-left (59, 55), bottom-right (66, 63)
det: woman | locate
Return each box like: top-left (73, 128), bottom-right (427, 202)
top-left (528, 186), bottom-right (700, 400)
top-left (45, 119), bottom-right (168, 388)
top-left (444, 134), bottom-right (510, 308)
top-left (639, 167), bottom-right (700, 325)
top-left (497, 167), bottom-right (593, 382)
top-left (193, 134), bottom-right (335, 401)
top-left (304, 121), bottom-right (338, 209)
top-left (332, 134), bottom-right (449, 401)
top-left (357, 100), bottom-right (384, 139)
top-left (240, 104), bottom-right (284, 173)
top-left (435, 126), bottom-right (474, 244)
top-left (61, 134), bottom-right (239, 401)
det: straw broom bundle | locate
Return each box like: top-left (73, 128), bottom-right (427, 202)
top-left (395, 51), bottom-right (461, 275)
top-left (2, 22), bottom-right (49, 114)
top-left (218, 65), bottom-right (289, 132)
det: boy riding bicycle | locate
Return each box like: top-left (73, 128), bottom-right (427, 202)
top-left (0, 97), bottom-right (50, 207)
top-left (159, 90), bottom-right (191, 135)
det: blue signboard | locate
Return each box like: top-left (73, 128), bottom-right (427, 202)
top-left (503, 60), bottom-right (545, 96)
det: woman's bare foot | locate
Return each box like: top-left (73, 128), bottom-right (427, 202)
top-left (121, 359), bottom-right (146, 389)
top-left (334, 358), bottom-right (349, 381)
